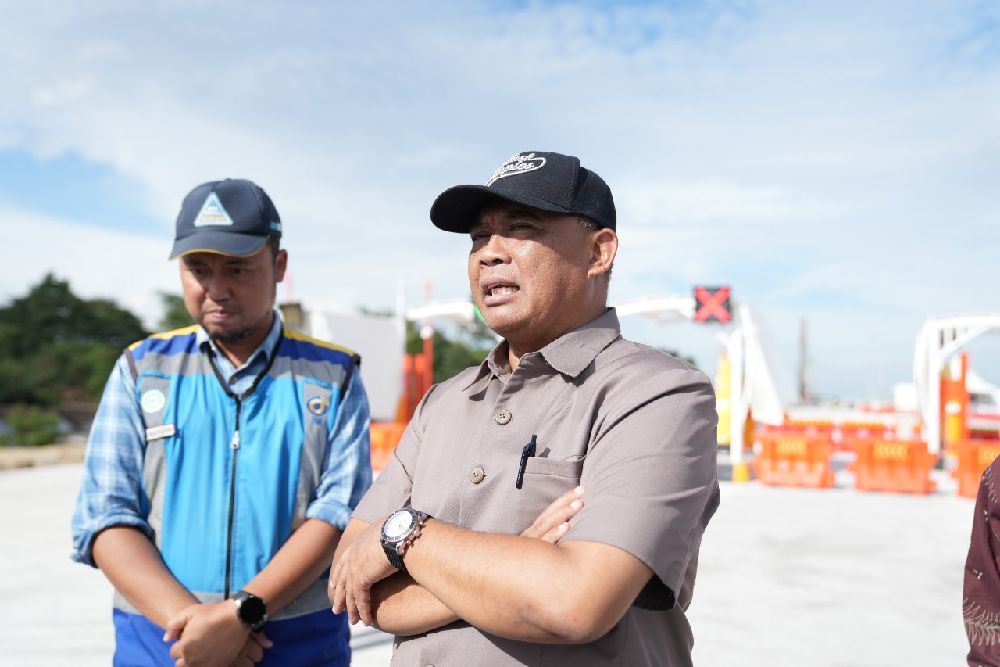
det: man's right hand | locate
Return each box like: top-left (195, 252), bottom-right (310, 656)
top-left (520, 485), bottom-right (584, 542)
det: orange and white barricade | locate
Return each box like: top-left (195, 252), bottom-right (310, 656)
top-left (851, 439), bottom-right (936, 495)
top-left (752, 435), bottom-right (835, 489)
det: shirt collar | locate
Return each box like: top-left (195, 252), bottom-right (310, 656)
top-left (537, 307), bottom-right (621, 377)
top-left (197, 309), bottom-right (283, 369)
top-left (462, 308), bottom-right (621, 391)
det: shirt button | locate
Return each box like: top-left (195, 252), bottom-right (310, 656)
top-left (494, 408), bottom-right (512, 425)
top-left (470, 465), bottom-right (486, 484)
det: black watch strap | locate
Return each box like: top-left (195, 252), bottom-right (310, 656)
top-left (384, 544), bottom-right (408, 574)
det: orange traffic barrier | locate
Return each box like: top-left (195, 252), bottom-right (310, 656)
top-left (751, 435), bottom-right (835, 489)
top-left (952, 440), bottom-right (1000, 499)
top-left (850, 439), bottom-right (936, 494)
top-left (370, 422), bottom-right (406, 473)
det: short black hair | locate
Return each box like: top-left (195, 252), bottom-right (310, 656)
top-left (266, 236), bottom-right (281, 259)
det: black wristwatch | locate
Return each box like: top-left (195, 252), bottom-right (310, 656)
top-left (231, 590), bottom-right (268, 632)
top-left (380, 507), bottom-right (430, 575)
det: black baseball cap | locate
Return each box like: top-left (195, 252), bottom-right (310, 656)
top-left (169, 178), bottom-right (282, 259)
top-left (429, 151), bottom-right (616, 233)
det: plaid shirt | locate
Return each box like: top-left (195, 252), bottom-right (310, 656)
top-left (71, 313), bottom-right (372, 566)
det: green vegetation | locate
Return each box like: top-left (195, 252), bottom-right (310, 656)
top-left (0, 404), bottom-right (62, 446)
top-left (0, 274), bottom-right (156, 445)
top-left (0, 274), bottom-right (148, 408)
top-left (158, 292), bottom-right (194, 330)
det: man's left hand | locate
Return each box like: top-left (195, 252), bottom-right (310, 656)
top-left (164, 601), bottom-right (249, 667)
top-left (329, 518), bottom-right (396, 626)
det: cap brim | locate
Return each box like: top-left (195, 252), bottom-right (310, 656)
top-left (430, 185), bottom-right (572, 233)
top-left (169, 231), bottom-right (269, 259)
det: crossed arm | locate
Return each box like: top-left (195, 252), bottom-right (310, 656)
top-left (329, 487), bottom-right (655, 644)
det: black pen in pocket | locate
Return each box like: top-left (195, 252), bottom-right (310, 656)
top-left (515, 434), bottom-right (537, 489)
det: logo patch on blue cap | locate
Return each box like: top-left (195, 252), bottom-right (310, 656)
top-left (193, 192), bottom-right (234, 227)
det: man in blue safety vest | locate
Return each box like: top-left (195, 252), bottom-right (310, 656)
top-left (71, 178), bottom-right (372, 666)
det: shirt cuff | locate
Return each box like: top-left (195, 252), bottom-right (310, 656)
top-left (72, 514), bottom-right (154, 568)
top-left (304, 499), bottom-right (353, 531)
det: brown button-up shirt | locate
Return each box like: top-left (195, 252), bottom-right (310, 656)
top-left (355, 308), bottom-right (720, 666)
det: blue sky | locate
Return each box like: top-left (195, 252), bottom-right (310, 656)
top-left (1, 0), bottom-right (998, 399)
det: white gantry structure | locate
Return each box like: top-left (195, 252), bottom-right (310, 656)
top-left (615, 296), bottom-right (787, 469)
top-left (913, 315), bottom-right (1000, 454)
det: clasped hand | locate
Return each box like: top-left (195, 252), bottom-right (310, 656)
top-left (164, 601), bottom-right (273, 667)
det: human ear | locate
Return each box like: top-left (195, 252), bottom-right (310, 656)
top-left (587, 229), bottom-right (617, 278)
top-left (275, 249), bottom-right (289, 282)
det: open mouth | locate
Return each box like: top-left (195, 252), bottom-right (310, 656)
top-left (481, 280), bottom-right (520, 305)
top-left (485, 284), bottom-right (519, 297)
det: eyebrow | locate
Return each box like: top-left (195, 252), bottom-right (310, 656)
top-left (501, 207), bottom-right (543, 222)
top-left (471, 207), bottom-right (544, 233)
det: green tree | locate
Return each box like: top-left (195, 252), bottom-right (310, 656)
top-left (0, 274), bottom-right (148, 406)
top-left (0, 404), bottom-right (61, 446)
top-left (158, 292), bottom-right (194, 330)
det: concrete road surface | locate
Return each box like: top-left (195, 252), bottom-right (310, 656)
top-left (0, 464), bottom-right (973, 666)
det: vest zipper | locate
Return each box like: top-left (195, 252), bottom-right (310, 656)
top-left (223, 398), bottom-right (242, 600)
top-left (204, 327), bottom-right (283, 601)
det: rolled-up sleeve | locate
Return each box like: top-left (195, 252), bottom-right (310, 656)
top-left (71, 353), bottom-right (153, 567)
top-left (304, 368), bottom-right (373, 529)
top-left (562, 366), bottom-right (720, 602)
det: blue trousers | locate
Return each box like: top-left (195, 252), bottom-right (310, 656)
top-left (111, 607), bottom-right (351, 666)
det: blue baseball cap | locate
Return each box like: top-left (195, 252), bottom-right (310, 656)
top-left (169, 178), bottom-right (282, 259)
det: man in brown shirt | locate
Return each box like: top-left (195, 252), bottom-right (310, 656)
top-left (330, 151), bottom-right (720, 666)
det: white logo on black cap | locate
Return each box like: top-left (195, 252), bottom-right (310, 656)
top-left (193, 192), bottom-right (234, 227)
top-left (486, 153), bottom-right (547, 186)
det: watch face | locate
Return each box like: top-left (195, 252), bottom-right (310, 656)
top-left (383, 509), bottom-right (415, 540)
top-left (239, 596), bottom-right (266, 624)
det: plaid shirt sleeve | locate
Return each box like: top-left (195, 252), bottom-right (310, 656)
top-left (304, 367), bottom-right (373, 530)
top-left (70, 352), bottom-right (152, 567)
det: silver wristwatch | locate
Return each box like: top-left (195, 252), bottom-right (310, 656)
top-left (380, 507), bottom-right (430, 574)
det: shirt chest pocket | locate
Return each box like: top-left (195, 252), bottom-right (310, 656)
top-left (508, 457), bottom-right (584, 535)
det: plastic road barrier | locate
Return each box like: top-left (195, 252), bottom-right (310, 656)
top-left (851, 439), bottom-right (936, 495)
top-left (751, 435), bottom-right (835, 489)
top-left (952, 440), bottom-right (1000, 499)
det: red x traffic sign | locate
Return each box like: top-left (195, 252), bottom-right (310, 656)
top-left (693, 286), bottom-right (732, 323)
